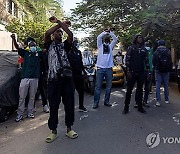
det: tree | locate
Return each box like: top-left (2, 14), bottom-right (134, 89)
top-left (6, 19), bottom-right (52, 47)
top-left (5, 0), bottom-right (64, 47)
top-left (70, 0), bottom-right (180, 51)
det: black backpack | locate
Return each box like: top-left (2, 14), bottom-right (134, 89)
top-left (156, 48), bottom-right (172, 72)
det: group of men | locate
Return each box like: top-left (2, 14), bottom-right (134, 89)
top-left (11, 16), bottom-right (172, 143)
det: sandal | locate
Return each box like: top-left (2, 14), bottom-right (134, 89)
top-left (45, 133), bottom-right (58, 143)
top-left (66, 130), bottom-right (78, 139)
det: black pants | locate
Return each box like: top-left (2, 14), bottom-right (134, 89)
top-left (48, 77), bottom-right (75, 130)
top-left (37, 76), bottom-right (48, 106)
top-left (73, 75), bottom-right (84, 108)
top-left (124, 72), bottom-right (144, 108)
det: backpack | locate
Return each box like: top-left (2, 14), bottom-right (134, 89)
top-left (156, 48), bottom-right (172, 72)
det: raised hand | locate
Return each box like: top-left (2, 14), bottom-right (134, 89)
top-left (104, 28), bottom-right (110, 33)
top-left (109, 27), bottom-right (115, 32)
top-left (49, 16), bottom-right (58, 23)
top-left (63, 20), bottom-right (71, 27)
top-left (11, 34), bottom-right (16, 39)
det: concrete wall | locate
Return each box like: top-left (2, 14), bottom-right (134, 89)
top-left (0, 31), bottom-right (14, 51)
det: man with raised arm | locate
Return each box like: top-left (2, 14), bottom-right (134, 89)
top-left (44, 16), bottom-right (78, 143)
top-left (93, 28), bottom-right (118, 109)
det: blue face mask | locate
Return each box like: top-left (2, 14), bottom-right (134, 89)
top-left (30, 46), bottom-right (37, 52)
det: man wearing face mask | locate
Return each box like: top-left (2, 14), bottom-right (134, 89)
top-left (67, 38), bottom-right (87, 112)
top-left (93, 28), bottom-right (118, 109)
top-left (142, 42), bottom-right (154, 107)
top-left (11, 34), bottom-right (42, 122)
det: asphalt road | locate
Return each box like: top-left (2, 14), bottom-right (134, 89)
top-left (0, 82), bottom-right (180, 154)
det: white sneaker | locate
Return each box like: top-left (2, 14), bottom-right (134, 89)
top-left (27, 113), bottom-right (35, 119)
top-left (43, 105), bottom-right (50, 113)
top-left (165, 101), bottom-right (170, 104)
top-left (156, 102), bottom-right (161, 107)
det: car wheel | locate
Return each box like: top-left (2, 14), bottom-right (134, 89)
top-left (0, 108), bottom-right (10, 122)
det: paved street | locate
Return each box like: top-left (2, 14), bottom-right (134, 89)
top-left (0, 82), bottom-right (180, 154)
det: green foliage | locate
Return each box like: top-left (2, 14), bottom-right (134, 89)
top-left (6, 19), bottom-right (52, 47)
top-left (71, 0), bottom-right (180, 51)
top-left (5, 0), bottom-right (64, 47)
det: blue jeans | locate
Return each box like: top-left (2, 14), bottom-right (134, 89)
top-left (155, 71), bottom-right (169, 102)
top-left (94, 68), bottom-right (113, 105)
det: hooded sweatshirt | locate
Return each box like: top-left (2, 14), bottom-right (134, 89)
top-left (125, 35), bottom-right (150, 72)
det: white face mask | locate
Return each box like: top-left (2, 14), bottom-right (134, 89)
top-left (76, 43), bottom-right (80, 49)
top-left (30, 46), bottom-right (37, 52)
top-left (145, 47), bottom-right (150, 51)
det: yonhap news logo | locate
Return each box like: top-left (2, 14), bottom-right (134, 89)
top-left (146, 132), bottom-right (180, 149)
top-left (146, 132), bottom-right (160, 148)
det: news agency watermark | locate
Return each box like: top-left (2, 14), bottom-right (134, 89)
top-left (146, 132), bottom-right (180, 149)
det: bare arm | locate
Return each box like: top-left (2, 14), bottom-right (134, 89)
top-left (45, 16), bottom-right (73, 44)
top-left (57, 20), bottom-right (73, 44)
top-left (11, 34), bottom-right (19, 49)
top-left (44, 24), bottom-right (61, 44)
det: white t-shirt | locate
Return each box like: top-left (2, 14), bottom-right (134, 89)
top-left (96, 31), bottom-right (118, 68)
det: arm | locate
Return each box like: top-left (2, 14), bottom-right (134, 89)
top-left (152, 52), bottom-right (156, 69)
top-left (11, 34), bottom-right (19, 49)
top-left (45, 16), bottom-right (73, 44)
top-left (11, 34), bottom-right (25, 56)
top-left (79, 50), bottom-right (84, 71)
top-left (109, 31), bottom-right (118, 50)
top-left (57, 20), bottom-right (73, 44)
top-left (125, 46), bottom-right (132, 72)
top-left (97, 31), bottom-right (109, 48)
top-left (44, 24), bottom-right (61, 44)
top-left (145, 51), bottom-right (150, 72)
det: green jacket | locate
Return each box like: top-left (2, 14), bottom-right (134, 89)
top-left (145, 48), bottom-right (154, 72)
top-left (18, 48), bottom-right (42, 79)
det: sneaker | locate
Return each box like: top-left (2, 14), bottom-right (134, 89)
top-left (79, 106), bottom-right (88, 112)
top-left (122, 106), bottom-right (129, 114)
top-left (134, 104), bottom-right (138, 108)
top-left (15, 115), bottom-right (23, 122)
top-left (165, 101), bottom-right (170, 104)
top-left (93, 104), bottom-right (99, 109)
top-left (143, 101), bottom-right (149, 107)
top-left (27, 113), bottom-right (35, 119)
top-left (138, 107), bottom-right (147, 114)
top-left (156, 101), bottom-right (161, 107)
top-left (43, 105), bottom-right (50, 113)
top-left (104, 103), bottom-right (112, 107)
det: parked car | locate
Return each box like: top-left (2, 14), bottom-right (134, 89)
top-left (0, 51), bottom-right (20, 122)
top-left (112, 65), bottom-right (125, 85)
top-left (103, 65), bottom-right (125, 86)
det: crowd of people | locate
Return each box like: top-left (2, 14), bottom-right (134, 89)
top-left (11, 16), bottom-right (173, 143)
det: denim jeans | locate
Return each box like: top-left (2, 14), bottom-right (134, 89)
top-left (155, 71), bottom-right (169, 102)
top-left (94, 68), bottom-right (113, 105)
